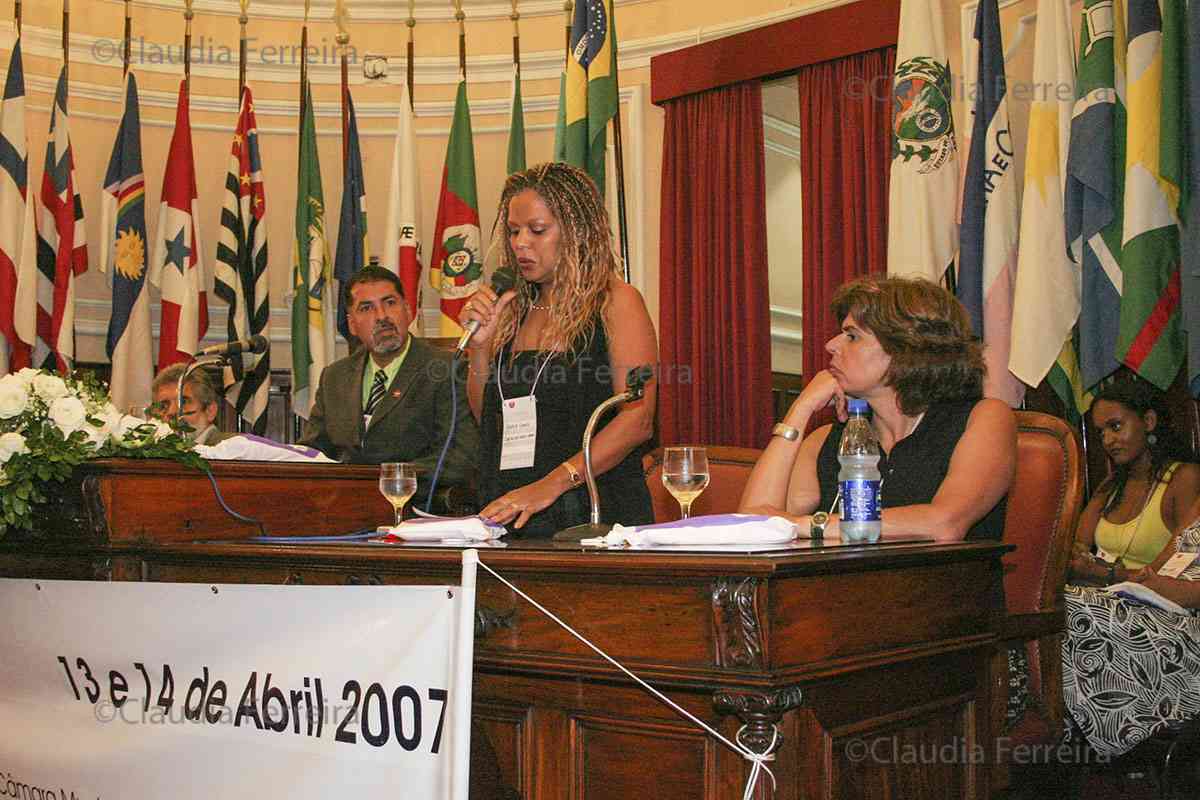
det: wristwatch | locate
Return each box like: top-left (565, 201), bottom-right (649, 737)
top-left (561, 460), bottom-right (584, 487)
top-left (810, 511), bottom-right (828, 539)
top-left (772, 422), bottom-right (801, 442)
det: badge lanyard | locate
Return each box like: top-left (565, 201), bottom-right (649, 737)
top-left (496, 349), bottom-right (553, 471)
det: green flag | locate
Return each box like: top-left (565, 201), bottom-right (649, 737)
top-left (290, 80), bottom-right (333, 418)
top-left (562, 0), bottom-right (617, 194)
top-left (1118, 0), bottom-right (1185, 389)
top-left (506, 65), bottom-right (526, 175)
top-left (429, 80), bottom-right (482, 337)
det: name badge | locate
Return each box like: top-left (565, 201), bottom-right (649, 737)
top-left (1095, 546), bottom-right (1117, 564)
top-left (500, 395), bottom-right (537, 470)
top-left (1158, 551), bottom-right (1198, 579)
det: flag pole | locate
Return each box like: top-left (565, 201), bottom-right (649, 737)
top-left (336, 0), bottom-right (350, 165)
top-left (61, 0), bottom-right (68, 84)
top-left (238, 0), bottom-right (249, 99)
top-left (300, 0), bottom-right (310, 128)
top-left (511, 0), bottom-right (520, 83)
top-left (563, 1), bottom-right (572, 58)
top-left (183, 0), bottom-right (193, 91)
top-left (14, 0), bottom-right (19, 35)
top-left (454, 0), bottom-right (466, 80)
top-left (406, 0), bottom-right (416, 110)
top-left (122, 0), bottom-right (131, 76)
top-left (608, 3), bottom-right (630, 284)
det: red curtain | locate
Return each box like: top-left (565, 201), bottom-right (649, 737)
top-left (797, 47), bottom-right (896, 401)
top-left (659, 81), bottom-right (773, 448)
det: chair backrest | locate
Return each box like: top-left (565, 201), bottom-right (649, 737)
top-left (643, 446), bottom-right (763, 523)
top-left (1003, 410), bottom-right (1085, 616)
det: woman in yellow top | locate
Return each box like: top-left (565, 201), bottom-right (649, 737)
top-left (1069, 376), bottom-right (1200, 584)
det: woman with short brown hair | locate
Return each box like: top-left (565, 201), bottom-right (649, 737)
top-left (739, 275), bottom-right (1016, 541)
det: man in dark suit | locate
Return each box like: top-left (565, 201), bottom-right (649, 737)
top-left (299, 266), bottom-right (478, 503)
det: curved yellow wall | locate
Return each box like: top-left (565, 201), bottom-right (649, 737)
top-left (8, 0), bottom-right (824, 368)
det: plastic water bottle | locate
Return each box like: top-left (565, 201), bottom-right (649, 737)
top-left (838, 398), bottom-right (882, 543)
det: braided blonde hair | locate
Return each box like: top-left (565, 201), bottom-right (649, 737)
top-left (486, 162), bottom-right (620, 359)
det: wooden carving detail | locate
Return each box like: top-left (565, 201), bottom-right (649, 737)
top-left (712, 577), bottom-right (763, 669)
top-left (79, 475), bottom-right (111, 542)
top-left (475, 606), bottom-right (515, 639)
top-left (712, 686), bottom-right (805, 756)
top-left (92, 557), bottom-right (113, 582)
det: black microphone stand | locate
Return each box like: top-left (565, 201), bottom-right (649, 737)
top-left (552, 366), bottom-right (654, 542)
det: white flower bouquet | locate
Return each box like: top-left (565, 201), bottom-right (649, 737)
top-left (0, 368), bottom-right (204, 536)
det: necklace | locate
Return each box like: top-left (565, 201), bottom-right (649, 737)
top-left (530, 301), bottom-right (551, 310)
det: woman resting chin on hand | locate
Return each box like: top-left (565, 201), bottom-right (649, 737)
top-left (738, 275), bottom-right (1016, 544)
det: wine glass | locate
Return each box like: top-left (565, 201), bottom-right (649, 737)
top-left (379, 462), bottom-right (418, 527)
top-left (661, 446), bottom-right (710, 520)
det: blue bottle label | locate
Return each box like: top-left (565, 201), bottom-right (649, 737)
top-left (840, 479), bottom-right (880, 522)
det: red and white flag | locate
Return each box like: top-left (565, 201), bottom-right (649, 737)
top-left (0, 40), bottom-right (35, 375)
top-left (383, 82), bottom-right (423, 327)
top-left (33, 67), bottom-right (88, 373)
top-left (149, 80), bottom-right (208, 370)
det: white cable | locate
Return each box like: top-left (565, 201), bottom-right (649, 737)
top-left (476, 561), bottom-right (778, 798)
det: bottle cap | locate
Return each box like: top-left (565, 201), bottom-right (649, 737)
top-left (846, 398), bottom-right (869, 414)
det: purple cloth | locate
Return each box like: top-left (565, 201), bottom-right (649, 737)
top-left (631, 514), bottom-right (772, 531)
top-left (241, 434), bottom-right (323, 459)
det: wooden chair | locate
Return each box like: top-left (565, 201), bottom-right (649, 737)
top-left (990, 411), bottom-right (1085, 793)
top-left (642, 445), bottom-right (763, 522)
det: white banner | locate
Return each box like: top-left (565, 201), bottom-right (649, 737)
top-left (0, 551), bottom-right (478, 800)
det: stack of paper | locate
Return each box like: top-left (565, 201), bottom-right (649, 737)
top-left (378, 516), bottom-right (506, 542)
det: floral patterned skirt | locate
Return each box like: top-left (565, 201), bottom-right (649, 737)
top-left (1061, 583), bottom-right (1200, 758)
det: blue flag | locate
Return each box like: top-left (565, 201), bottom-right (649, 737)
top-left (334, 90), bottom-right (368, 340)
top-left (1065, 0), bottom-right (1125, 390)
top-left (99, 72), bottom-right (151, 412)
top-left (958, 0), bottom-right (1023, 405)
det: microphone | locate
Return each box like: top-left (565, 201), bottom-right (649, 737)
top-left (553, 364), bottom-right (656, 542)
top-left (454, 267), bottom-right (517, 357)
top-left (197, 334), bottom-right (270, 358)
top-left (624, 365), bottom-right (656, 400)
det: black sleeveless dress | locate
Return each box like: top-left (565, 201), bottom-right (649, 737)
top-left (478, 322), bottom-right (653, 538)
top-left (814, 399), bottom-right (1007, 540)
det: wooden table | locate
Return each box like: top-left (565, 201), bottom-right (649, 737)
top-left (4, 459), bottom-right (1007, 799)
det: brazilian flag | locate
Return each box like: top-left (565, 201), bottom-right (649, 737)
top-left (562, 0), bottom-right (617, 195)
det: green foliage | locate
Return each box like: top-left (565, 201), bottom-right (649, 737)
top-left (0, 369), bottom-right (204, 537)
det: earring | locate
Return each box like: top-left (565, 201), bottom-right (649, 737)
top-left (1148, 433), bottom-right (1158, 445)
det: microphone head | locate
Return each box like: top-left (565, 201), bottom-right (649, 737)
top-left (490, 267), bottom-right (517, 296)
top-left (625, 365), bottom-right (655, 399)
top-left (248, 334), bottom-right (270, 355)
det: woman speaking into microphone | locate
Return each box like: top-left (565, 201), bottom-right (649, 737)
top-left (460, 162), bottom-right (657, 536)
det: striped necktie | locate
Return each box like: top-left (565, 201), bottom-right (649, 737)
top-left (364, 369), bottom-right (388, 419)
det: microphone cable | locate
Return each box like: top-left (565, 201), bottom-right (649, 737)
top-left (423, 354), bottom-right (460, 514)
top-left (201, 464), bottom-right (266, 536)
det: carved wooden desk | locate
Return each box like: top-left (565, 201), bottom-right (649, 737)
top-left (2, 526), bottom-right (1006, 800)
